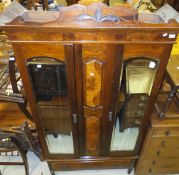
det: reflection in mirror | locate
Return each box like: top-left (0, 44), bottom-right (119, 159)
top-left (28, 57), bottom-right (74, 154)
top-left (111, 58), bottom-right (159, 151)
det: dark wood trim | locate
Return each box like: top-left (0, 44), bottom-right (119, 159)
top-left (0, 162), bottom-right (24, 165)
top-left (100, 44), bottom-right (120, 156)
top-left (64, 44), bottom-right (80, 158)
top-left (74, 44), bottom-right (85, 156)
top-left (12, 43), bottom-right (46, 161)
top-left (109, 151), bottom-right (138, 157)
top-left (104, 44), bottom-right (124, 155)
top-left (3, 26), bottom-right (179, 33)
top-left (48, 157), bottom-right (136, 171)
top-left (134, 44), bottom-right (174, 155)
top-left (6, 41), bottom-right (177, 45)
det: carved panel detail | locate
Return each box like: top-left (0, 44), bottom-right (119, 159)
top-left (19, 3), bottom-right (137, 24)
top-left (85, 116), bottom-right (100, 152)
top-left (83, 58), bottom-right (103, 108)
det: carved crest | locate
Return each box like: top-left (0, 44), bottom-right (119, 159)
top-left (19, 2), bottom-right (138, 24)
top-left (76, 8), bottom-right (120, 23)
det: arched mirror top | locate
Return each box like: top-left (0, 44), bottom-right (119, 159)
top-left (27, 56), bottom-right (65, 64)
top-left (124, 56), bottom-right (160, 64)
top-left (123, 57), bottom-right (159, 96)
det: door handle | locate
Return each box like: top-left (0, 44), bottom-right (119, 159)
top-left (109, 112), bottom-right (113, 122)
top-left (73, 114), bottom-right (77, 124)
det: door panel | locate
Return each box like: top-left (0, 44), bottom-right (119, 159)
top-left (85, 116), bottom-right (101, 152)
top-left (84, 59), bottom-right (103, 108)
top-left (110, 57), bottom-right (159, 153)
top-left (82, 44), bottom-right (106, 156)
top-left (83, 58), bottom-right (104, 154)
top-left (13, 43), bottom-right (79, 158)
top-left (27, 57), bottom-right (74, 154)
top-left (75, 44), bottom-right (122, 156)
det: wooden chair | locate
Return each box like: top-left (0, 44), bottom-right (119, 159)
top-left (0, 122), bottom-right (42, 175)
top-left (0, 33), bottom-right (41, 175)
top-left (155, 55), bottom-right (179, 118)
top-left (0, 128), bottom-right (29, 175)
top-left (0, 32), bottom-right (33, 122)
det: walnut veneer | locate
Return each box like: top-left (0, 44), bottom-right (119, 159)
top-left (1, 3), bottom-right (179, 173)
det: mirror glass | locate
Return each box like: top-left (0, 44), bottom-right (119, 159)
top-left (28, 57), bottom-right (74, 154)
top-left (110, 57), bottom-right (159, 151)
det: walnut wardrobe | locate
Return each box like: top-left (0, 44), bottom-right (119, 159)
top-left (2, 3), bottom-right (179, 174)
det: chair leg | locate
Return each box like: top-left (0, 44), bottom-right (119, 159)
top-left (23, 153), bottom-right (29, 175)
top-left (0, 169), bottom-right (2, 175)
top-left (18, 150), bottom-right (29, 175)
top-left (11, 139), bottom-right (29, 175)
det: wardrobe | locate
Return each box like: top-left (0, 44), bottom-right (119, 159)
top-left (2, 3), bottom-right (179, 174)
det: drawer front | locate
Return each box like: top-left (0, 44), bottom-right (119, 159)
top-left (124, 117), bottom-right (142, 127)
top-left (138, 158), bottom-right (179, 167)
top-left (152, 128), bottom-right (179, 137)
top-left (125, 95), bottom-right (148, 118)
top-left (136, 127), bottom-right (179, 175)
top-left (136, 164), bottom-right (179, 175)
top-left (144, 146), bottom-right (179, 159)
top-left (48, 158), bottom-right (134, 171)
top-left (8, 31), bottom-right (177, 43)
top-left (146, 137), bottom-right (179, 150)
top-left (143, 133), bottom-right (179, 159)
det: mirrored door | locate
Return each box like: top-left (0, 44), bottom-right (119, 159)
top-left (28, 57), bottom-right (75, 155)
top-left (110, 57), bottom-right (159, 152)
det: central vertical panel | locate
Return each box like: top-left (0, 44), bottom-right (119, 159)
top-left (74, 44), bottom-right (121, 156)
top-left (84, 59), bottom-right (102, 107)
top-left (82, 44), bottom-right (106, 156)
top-left (83, 59), bottom-right (103, 154)
top-left (82, 44), bottom-right (112, 156)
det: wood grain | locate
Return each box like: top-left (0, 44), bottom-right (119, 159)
top-left (85, 116), bottom-right (100, 153)
top-left (0, 102), bottom-right (32, 128)
top-left (14, 43), bottom-right (65, 61)
top-left (38, 105), bottom-right (71, 135)
top-left (49, 157), bottom-right (134, 170)
top-left (82, 44), bottom-right (106, 155)
top-left (124, 44), bottom-right (163, 59)
top-left (3, 3), bottom-right (179, 171)
top-left (84, 59), bottom-right (103, 107)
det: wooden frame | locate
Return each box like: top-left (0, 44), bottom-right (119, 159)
top-left (2, 3), bottom-right (179, 172)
